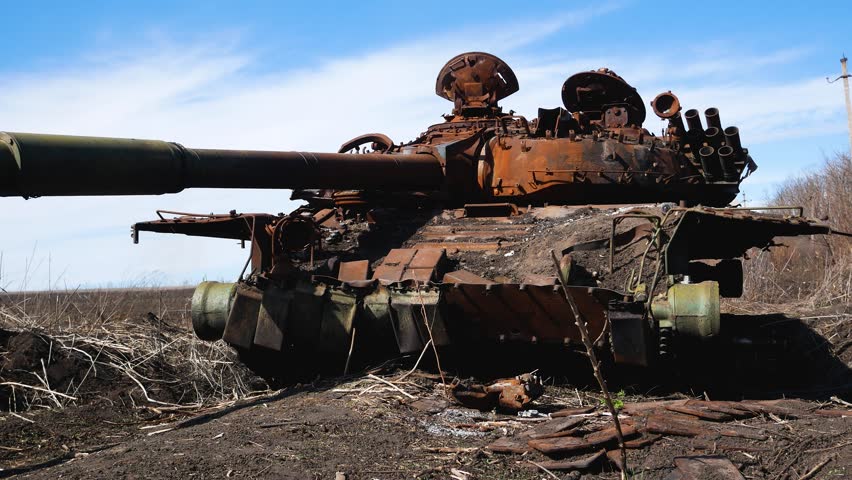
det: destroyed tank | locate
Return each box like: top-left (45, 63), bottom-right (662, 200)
top-left (1, 52), bottom-right (844, 378)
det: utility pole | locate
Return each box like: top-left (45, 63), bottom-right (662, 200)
top-left (828, 55), bottom-right (852, 159)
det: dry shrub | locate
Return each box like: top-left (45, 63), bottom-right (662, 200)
top-left (742, 153), bottom-right (852, 306)
top-left (0, 287), bottom-right (264, 412)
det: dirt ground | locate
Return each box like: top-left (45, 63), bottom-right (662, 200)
top-left (1, 289), bottom-right (850, 479)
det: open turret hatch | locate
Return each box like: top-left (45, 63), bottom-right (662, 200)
top-left (436, 52), bottom-right (519, 117)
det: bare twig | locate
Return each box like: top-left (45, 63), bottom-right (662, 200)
top-left (366, 374), bottom-right (416, 400)
top-left (147, 386), bottom-right (302, 436)
top-left (9, 411), bottom-right (35, 423)
top-left (799, 455), bottom-right (834, 480)
top-left (421, 446), bottom-right (479, 454)
top-left (394, 338), bottom-right (433, 382)
top-left (416, 288), bottom-right (446, 387)
top-left (0, 382), bottom-right (78, 401)
top-left (343, 327), bottom-right (356, 376)
top-left (551, 250), bottom-right (627, 479)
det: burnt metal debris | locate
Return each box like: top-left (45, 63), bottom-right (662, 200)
top-left (1, 51), bottom-right (848, 377)
top-left (451, 374), bottom-right (543, 411)
top-left (480, 397), bottom-right (847, 475)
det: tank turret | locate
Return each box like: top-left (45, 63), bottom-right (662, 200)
top-left (2, 52), bottom-right (754, 207)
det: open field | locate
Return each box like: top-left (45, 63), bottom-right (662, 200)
top-left (0, 286), bottom-right (850, 479)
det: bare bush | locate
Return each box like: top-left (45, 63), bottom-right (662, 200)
top-left (742, 153), bottom-right (852, 306)
top-left (0, 287), bottom-right (264, 412)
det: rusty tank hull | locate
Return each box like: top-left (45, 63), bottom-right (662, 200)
top-left (1, 51), bottom-right (845, 378)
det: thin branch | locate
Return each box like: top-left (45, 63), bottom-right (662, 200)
top-left (365, 374), bottom-right (416, 399)
top-left (526, 460), bottom-right (561, 480)
top-left (551, 249), bottom-right (628, 479)
top-left (0, 382), bottom-right (77, 401)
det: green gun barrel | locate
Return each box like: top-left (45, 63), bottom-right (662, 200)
top-left (0, 132), bottom-right (444, 197)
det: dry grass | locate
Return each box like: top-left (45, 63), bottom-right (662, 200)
top-left (0, 286), bottom-right (263, 412)
top-left (742, 153), bottom-right (852, 307)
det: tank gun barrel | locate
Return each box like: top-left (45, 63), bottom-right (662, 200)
top-left (0, 132), bottom-right (444, 197)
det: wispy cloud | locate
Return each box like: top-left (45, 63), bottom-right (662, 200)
top-left (506, 45), bottom-right (845, 145)
top-left (0, 6), bottom-right (622, 289)
top-left (0, 4), bottom-right (846, 289)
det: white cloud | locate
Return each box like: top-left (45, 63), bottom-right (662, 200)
top-left (0, 7), bottom-right (848, 289)
top-left (0, 8), bottom-right (619, 290)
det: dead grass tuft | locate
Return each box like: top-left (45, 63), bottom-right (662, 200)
top-left (0, 286), bottom-right (264, 412)
top-left (742, 153), bottom-right (852, 307)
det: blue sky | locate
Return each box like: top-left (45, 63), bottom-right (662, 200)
top-left (1, 0), bottom-right (850, 289)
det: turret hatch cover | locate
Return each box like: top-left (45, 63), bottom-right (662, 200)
top-left (436, 52), bottom-right (519, 109)
top-left (561, 69), bottom-right (646, 126)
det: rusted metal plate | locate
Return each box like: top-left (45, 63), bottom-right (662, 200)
top-left (373, 264), bottom-right (404, 283)
top-left (529, 425), bottom-right (636, 454)
top-left (609, 301), bottom-right (650, 366)
top-left (134, 212), bottom-right (276, 241)
top-left (253, 287), bottom-right (292, 351)
top-left (584, 424), bottom-right (637, 445)
top-left (443, 284), bottom-right (620, 344)
top-left (222, 287), bottom-right (262, 349)
top-left (645, 414), bottom-right (705, 437)
top-left (383, 249), bottom-right (417, 266)
top-left (536, 449), bottom-right (605, 471)
top-left (401, 268), bottom-right (435, 282)
top-left (418, 222), bottom-right (530, 244)
top-left (311, 208), bottom-right (337, 227)
top-left (373, 248), bottom-right (444, 284)
top-left (421, 224), bottom-right (530, 233)
top-left (409, 248), bottom-right (445, 269)
top-left (412, 242), bottom-right (516, 252)
top-left (666, 404), bottom-right (733, 422)
top-left (284, 282), bottom-right (326, 346)
top-left (388, 289), bottom-right (447, 354)
top-left (622, 399), bottom-right (689, 416)
top-left (671, 456), bottom-right (744, 480)
top-left (551, 406), bottom-right (596, 417)
top-left (485, 134), bottom-right (740, 206)
top-left (419, 230), bottom-right (527, 239)
top-left (528, 435), bottom-right (588, 454)
top-left (359, 286), bottom-right (400, 350)
top-left (624, 433), bottom-right (661, 448)
top-left (319, 289), bottom-right (357, 353)
top-left (685, 400), bottom-right (755, 419)
top-left (528, 417), bottom-right (585, 439)
top-left (711, 400), bottom-right (799, 418)
top-left (338, 260), bottom-right (370, 282)
top-left (486, 435), bottom-right (531, 454)
top-left (666, 208), bottom-right (840, 263)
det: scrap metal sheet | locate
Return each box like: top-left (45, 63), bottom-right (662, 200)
top-left (443, 283), bottom-right (623, 344)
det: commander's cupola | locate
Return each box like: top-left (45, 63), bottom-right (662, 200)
top-left (435, 52), bottom-right (519, 118)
